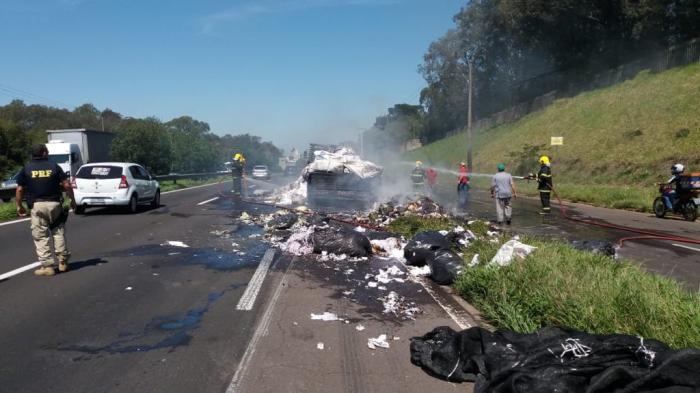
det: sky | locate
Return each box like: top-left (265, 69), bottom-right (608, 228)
top-left (0, 0), bottom-right (465, 151)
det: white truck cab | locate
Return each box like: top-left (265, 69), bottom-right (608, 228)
top-left (46, 140), bottom-right (83, 179)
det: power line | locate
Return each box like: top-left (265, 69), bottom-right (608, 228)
top-left (0, 82), bottom-right (72, 108)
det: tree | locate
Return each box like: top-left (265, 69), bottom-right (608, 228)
top-left (0, 119), bottom-right (29, 177)
top-left (110, 118), bottom-right (172, 175)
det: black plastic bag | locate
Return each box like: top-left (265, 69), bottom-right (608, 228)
top-left (404, 231), bottom-right (452, 266)
top-left (427, 249), bottom-right (463, 285)
top-left (570, 240), bottom-right (616, 257)
top-left (410, 325), bottom-right (700, 393)
top-left (312, 226), bottom-right (371, 257)
top-left (267, 213), bottom-right (298, 230)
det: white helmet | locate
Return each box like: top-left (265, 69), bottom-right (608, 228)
top-left (671, 163), bottom-right (684, 175)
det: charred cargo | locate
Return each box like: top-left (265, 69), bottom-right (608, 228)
top-left (303, 146), bottom-right (382, 211)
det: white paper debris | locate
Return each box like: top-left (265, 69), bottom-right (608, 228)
top-left (490, 239), bottom-right (537, 267)
top-left (310, 312), bottom-right (340, 321)
top-left (354, 226), bottom-right (367, 233)
top-left (368, 334), bottom-right (390, 349)
top-left (355, 324), bottom-right (366, 331)
top-left (317, 342), bottom-right (325, 350)
top-left (125, 286), bottom-right (133, 291)
top-left (407, 265), bottom-right (431, 277)
top-left (468, 254), bottom-right (480, 267)
top-left (165, 241), bottom-right (189, 248)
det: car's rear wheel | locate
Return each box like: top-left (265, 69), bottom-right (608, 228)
top-left (74, 205), bottom-right (85, 215)
top-left (127, 194), bottom-right (138, 214)
top-left (151, 190), bottom-right (160, 208)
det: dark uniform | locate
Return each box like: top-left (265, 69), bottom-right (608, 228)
top-left (231, 160), bottom-right (244, 197)
top-left (411, 167), bottom-right (425, 191)
top-left (537, 164), bottom-right (553, 213)
top-left (16, 158), bottom-right (71, 272)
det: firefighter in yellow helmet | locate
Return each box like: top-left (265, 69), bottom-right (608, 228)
top-left (411, 161), bottom-right (425, 192)
top-left (231, 153), bottom-right (246, 197)
top-left (537, 155), bottom-right (553, 214)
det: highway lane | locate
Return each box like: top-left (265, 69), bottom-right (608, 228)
top-left (0, 181), bottom-right (281, 393)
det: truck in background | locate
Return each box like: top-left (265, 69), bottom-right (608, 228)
top-left (46, 129), bottom-right (115, 178)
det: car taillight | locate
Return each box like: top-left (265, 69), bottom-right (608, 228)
top-left (119, 175), bottom-right (129, 189)
top-left (70, 177), bottom-right (77, 189)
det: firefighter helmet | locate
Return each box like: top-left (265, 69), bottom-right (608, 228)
top-left (539, 155), bottom-right (550, 165)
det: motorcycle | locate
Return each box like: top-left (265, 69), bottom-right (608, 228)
top-left (653, 184), bottom-right (699, 222)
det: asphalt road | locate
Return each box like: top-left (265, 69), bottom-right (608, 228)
top-left (434, 186), bottom-right (700, 290)
top-left (0, 176), bottom-right (476, 393)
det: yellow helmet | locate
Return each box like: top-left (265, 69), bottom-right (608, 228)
top-left (415, 160), bottom-right (423, 167)
top-left (234, 153), bottom-right (243, 161)
top-left (539, 155), bottom-right (550, 165)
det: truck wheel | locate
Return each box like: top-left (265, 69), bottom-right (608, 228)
top-left (75, 205), bottom-right (86, 215)
top-left (151, 190), bottom-right (160, 208)
top-left (128, 194), bottom-right (138, 214)
top-left (681, 202), bottom-right (697, 222)
top-left (652, 198), bottom-right (666, 218)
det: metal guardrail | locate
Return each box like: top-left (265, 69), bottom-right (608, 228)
top-left (154, 171), bottom-right (228, 183)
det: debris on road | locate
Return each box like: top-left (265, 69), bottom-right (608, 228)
top-left (379, 291), bottom-right (421, 320)
top-left (570, 240), bottom-right (617, 258)
top-left (124, 286), bottom-right (133, 291)
top-left (164, 241), bottom-right (189, 248)
top-left (310, 312), bottom-right (341, 321)
top-left (355, 324), bottom-right (366, 331)
top-left (368, 334), bottom-right (390, 350)
top-left (316, 342), bottom-right (325, 350)
top-left (410, 325), bottom-right (700, 392)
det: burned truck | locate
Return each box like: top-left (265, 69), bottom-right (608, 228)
top-left (303, 145), bottom-right (382, 211)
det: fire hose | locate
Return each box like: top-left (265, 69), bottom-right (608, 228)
top-left (549, 187), bottom-right (700, 248)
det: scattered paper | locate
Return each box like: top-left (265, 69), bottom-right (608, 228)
top-left (317, 342), bottom-right (325, 350)
top-left (165, 241), bottom-right (189, 248)
top-left (368, 334), bottom-right (390, 349)
top-left (310, 312), bottom-right (340, 321)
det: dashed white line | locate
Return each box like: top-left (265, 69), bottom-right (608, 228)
top-left (226, 254), bottom-right (293, 393)
top-left (672, 243), bottom-right (700, 253)
top-left (0, 262), bottom-right (42, 281)
top-left (236, 249), bottom-right (275, 311)
top-left (197, 196), bottom-right (219, 206)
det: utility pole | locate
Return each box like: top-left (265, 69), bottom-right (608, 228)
top-left (467, 59), bottom-right (473, 171)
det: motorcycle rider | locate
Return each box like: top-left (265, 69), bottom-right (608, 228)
top-left (663, 163), bottom-right (685, 209)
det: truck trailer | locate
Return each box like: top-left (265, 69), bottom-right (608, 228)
top-left (46, 129), bottom-right (115, 178)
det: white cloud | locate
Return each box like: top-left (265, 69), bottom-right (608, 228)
top-left (198, 0), bottom-right (398, 34)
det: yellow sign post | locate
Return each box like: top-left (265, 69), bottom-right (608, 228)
top-left (550, 136), bottom-right (564, 146)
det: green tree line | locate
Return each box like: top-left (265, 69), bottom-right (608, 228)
top-left (372, 0), bottom-right (700, 146)
top-left (0, 100), bottom-right (282, 177)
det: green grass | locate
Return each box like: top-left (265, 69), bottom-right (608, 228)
top-left (0, 202), bottom-right (18, 222)
top-left (456, 237), bottom-right (700, 348)
top-left (408, 62), bottom-right (700, 212)
top-left (158, 176), bottom-right (228, 192)
top-left (393, 215), bottom-right (700, 348)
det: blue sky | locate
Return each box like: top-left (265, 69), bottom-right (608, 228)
top-left (0, 0), bottom-right (464, 150)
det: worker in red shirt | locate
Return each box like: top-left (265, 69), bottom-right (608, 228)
top-left (426, 167), bottom-right (438, 195)
top-left (458, 162), bottom-right (470, 208)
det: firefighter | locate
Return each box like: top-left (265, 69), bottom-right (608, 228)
top-left (411, 161), bottom-right (425, 191)
top-left (231, 153), bottom-right (246, 197)
top-left (15, 144), bottom-right (77, 276)
top-left (457, 162), bottom-right (470, 208)
top-left (537, 155), bottom-right (553, 214)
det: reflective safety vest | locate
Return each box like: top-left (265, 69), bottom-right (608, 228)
top-left (411, 168), bottom-right (425, 184)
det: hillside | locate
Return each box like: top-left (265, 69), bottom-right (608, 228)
top-left (408, 62), bottom-right (700, 211)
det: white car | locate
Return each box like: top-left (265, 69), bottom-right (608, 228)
top-left (251, 165), bottom-right (271, 180)
top-left (72, 163), bottom-right (160, 214)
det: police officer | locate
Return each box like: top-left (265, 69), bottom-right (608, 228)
top-left (15, 144), bottom-right (77, 276)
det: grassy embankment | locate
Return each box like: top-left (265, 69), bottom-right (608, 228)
top-left (0, 176), bottom-right (227, 222)
top-left (388, 216), bottom-right (700, 349)
top-left (408, 62), bottom-right (700, 212)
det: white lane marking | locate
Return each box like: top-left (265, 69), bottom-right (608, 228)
top-left (226, 255), bottom-right (293, 393)
top-left (161, 181), bottom-right (222, 195)
top-left (672, 243), bottom-right (700, 253)
top-left (0, 262), bottom-right (42, 281)
top-left (414, 276), bottom-right (471, 330)
top-left (236, 249), bottom-right (276, 311)
top-left (0, 217), bottom-right (30, 227)
top-left (197, 196), bottom-right (219, 206)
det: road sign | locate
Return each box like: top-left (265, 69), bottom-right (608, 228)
top-left (550, 137), bottom-right (564, 146)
